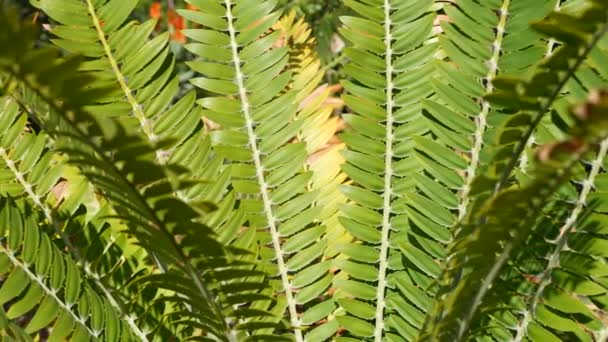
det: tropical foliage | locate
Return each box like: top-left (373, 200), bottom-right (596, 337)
top-left (0, 0), bottom-right (608, 341)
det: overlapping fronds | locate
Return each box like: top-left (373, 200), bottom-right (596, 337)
top-left (0, 199), bottom-right (133, 341)
top-left (426, 0), bottom-right (556, 222)
top-left (0, 10), bottom-right (163, 339)
top-left (480, 7), bottom-right (608, 337)
top-left (0, 95), bottom-right (161, 340)
top-left (421, 2), bottom-right (608, 339)
top-left (422, 92), bottom-right (608, 341)
top-left (484, 0), bottom-right (608, 193)
top-left (275, 10), bottom-right (349, 259)
top-left (508, 93), bottom-right (608, 342)
top-left (22, 1), bottom-right (273, 338)
top-left (4, 0), bottom-right (608, 340)
top-left (491, 3), bottom-right (608, 339)
top-left (182, 1), bottom-right (339, 340)
top-left (0, 100), bottom-right (62, 205)
top-left (30, 0), bottom-right (207, 170)
top-left (336, 0), bottom-right (443, 340)
top-left (0, 10), bottom-right (279, 340)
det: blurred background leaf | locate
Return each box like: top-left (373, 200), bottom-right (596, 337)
top-left (12, 0), bottom-right (347, 96)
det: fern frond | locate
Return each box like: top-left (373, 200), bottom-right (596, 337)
top-left (31, 0), bottom-right (203, 168)
top-left (472, 93), bottom-right (608, 342)
top-left (514, 139), bottom-right (608, 340)
top-left (0, 10), bottom-right (161, 338)
top-left (0, 96), bottom-right (154, 340)
top-left (505, 38), bottom-right (608, 341)
top-left (25, 2), bottom-right (269, 338)
top-left (518, 0), bottom-right (564, 172)
top-left (506, 4), bottom-right (608, 339)
top-left (423, 90), bottom-right (608, 340)
top-left (487, 0), bottom-right (608, 191)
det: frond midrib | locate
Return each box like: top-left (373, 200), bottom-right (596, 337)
top-left (518, 0), bottom-right (562, 172)
top-left (9, 63), bottom-right (228, 342)
top-left (84, 0), bottom-right (162, 162)
top-left (374, 0), bottom-right (395, 340)
top-left (494, 18), bottom-right (608, 192)
top-left (222, 1), bottom-right (302, 341)
top-left (457, 0), bottom-right (510, 221)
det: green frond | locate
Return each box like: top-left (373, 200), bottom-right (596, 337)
top-left (3, 0), bottom-right (608, 340)
top-left (0, 199), bottom-right (133, 340)
top-left (422, 88), bottom-right (608, 341)
top-left (502, 4), bottom-right (608, 340)
top-left (183, 2), bottom-right (338, 339)
top-left (484, 24), bottom-right (608, 342)
top-left (276, 11), bottom-right (350, 260)
top-left (484, 0), bottom-right (608, 192)
top-left (0, 99), bottom-right (63, 210)
top-left (274, 10), bottom-right (326, 104)
top-left (421, 1), bottom-right (608, 338)
top-left (0, 15), bottom-right (278, 340)
top-left (31, 0), bottom-right (204, 167)
top-left (465, 93), bottom-right (608, 342)
top-left (20, 2), bottom-right (272, 339)
top-left (0, 95), bottom-right (159, 340)
top-left (337, 0), bottom-right (443, 340)
top-left (0, 11), bottom-right (160, 337)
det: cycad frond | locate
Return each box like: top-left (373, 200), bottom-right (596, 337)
top-left (422, 2), bottom-right (608, 338)
top-left (31, 0), bottom-right (203, 167)
top-left (0, 199), bottom-right (131, 340)
top-left (183, 2), bottom-right (337, 339)
top-left (423, 89), bottom-right (608, 341)
top-left (337, 0), bottom-right (441, 340)
top-left (0, 16), bottom-right (274, 339)
top-left (0, 96), bottom-right (157, 339)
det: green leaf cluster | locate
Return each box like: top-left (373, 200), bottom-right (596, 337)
top-left (0, 0), bottom-right (608, 341)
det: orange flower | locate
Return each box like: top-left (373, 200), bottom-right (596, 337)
top-left (186, 4), bottom-right (198, 11)
top-left (168, 10), bottom-right (186, 44)
top-left (149, 2), bottom-right (162, 19)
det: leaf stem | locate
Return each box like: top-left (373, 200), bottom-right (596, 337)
top-left (8, 66), bottom-right (232, 342)
top-left (518, 0), bottom-right (562, 173)
top-left (0, 245), bottom-right (97, 338)
top-left (0, 139), bottom-right (149, 341)
top-left (84, 0), bottom-right (171, 165)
